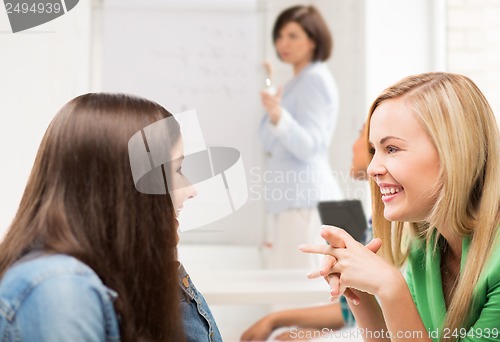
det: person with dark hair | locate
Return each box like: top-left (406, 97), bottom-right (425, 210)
top-left (0, 93), bottom-right (222, 342)
top-left (271, 5), bottom-right (332, 63)
top-left (259, 5), bottom-right (342, 269)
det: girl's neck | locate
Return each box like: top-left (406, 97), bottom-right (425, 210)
top-left (293, 60), bottom-right (313, 75)
top-left (437, 227), bottom-right (462, 260)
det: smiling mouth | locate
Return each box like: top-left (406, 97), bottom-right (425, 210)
top-left (380, 187), bottom-right (404, 198)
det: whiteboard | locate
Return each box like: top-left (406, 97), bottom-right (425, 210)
top-left (94, 0), bottom-right (267, 244)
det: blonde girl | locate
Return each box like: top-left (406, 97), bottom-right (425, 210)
top-left (301, 72), bottom-right (500, 342)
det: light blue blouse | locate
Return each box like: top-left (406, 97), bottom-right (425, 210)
top-left (258, 62), bottom-right (342, 213)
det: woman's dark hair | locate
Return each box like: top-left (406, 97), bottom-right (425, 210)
top-left (0, 93), bottom-right (184, 341)
top-left (272, 5), bottom-right (333, 61)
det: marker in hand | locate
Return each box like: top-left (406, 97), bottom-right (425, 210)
top-left (263, 61), bottom-right (276, 95)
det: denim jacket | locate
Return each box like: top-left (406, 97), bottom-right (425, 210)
top-left (0, 254), bottom-right (222, 342)
top-left (178, 263), bottom-right (222, 342)
top-left (0, 253), bottom-right (121, 342)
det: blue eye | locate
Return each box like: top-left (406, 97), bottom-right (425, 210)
top-left (386, 146), bottom-right (398, 154)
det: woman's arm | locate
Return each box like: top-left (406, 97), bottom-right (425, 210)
top-left (302, 226), bottom-right (432, 342)
top-left (273, 303), bottom-right (345, 330)
top-left (344, 290), bottom-right (388, 341)
top-left (240, 303), bottom-right (344, 341)
top-left (260, 73), bottom-right (337, 161)
top-left (346, 277), bottom-right (431, 342)
top-left (376, 273), bottom-right (431, 342)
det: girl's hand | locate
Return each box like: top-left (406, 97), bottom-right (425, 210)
top-left (301, 226), bottom-right (392, 299)
top-left (309, 255), bottom-right (359, 304)
top-left (260, 86), bottom-right (283, 125)
top-left (240, 313), bottom-right (276, 341)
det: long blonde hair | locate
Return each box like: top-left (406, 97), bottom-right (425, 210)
top-left (367, 72), bottom-right (500, 341)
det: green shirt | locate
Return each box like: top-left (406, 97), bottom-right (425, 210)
top-left (406, 234), bottom-right (500, 342)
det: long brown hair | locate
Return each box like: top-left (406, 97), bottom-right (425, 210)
top-left (0, 93), bottom-right (185, 341)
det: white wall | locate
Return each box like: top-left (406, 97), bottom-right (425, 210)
top-left (0, 2), bottom-right (92, 237)
top-left (0, 0), bottom-right (441, 238)
top-left (447, 0), bottom-right (500, 123)
top-left (315, 0), bottom-right (368, 203)
top-left (365, 0), bottom-right (444, 109)
top-left (1, 0), bottom-right (498, 241)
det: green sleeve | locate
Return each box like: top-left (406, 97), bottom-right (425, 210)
top-left (461, 264), bottom-right (500, 341)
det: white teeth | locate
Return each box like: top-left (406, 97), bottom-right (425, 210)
top-left (380, 187), bottom-right (402, 195)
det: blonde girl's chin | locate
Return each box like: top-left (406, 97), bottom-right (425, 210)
top-left (383, 208), bottom-right (400, 222)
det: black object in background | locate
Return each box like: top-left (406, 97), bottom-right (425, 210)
top-left (317, 200), bottom-right (368, 243)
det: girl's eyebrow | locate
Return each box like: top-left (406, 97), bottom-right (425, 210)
top-left (369, 136), bottom-right (408, 145)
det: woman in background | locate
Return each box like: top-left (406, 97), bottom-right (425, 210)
top-left (259, 5), bottom-right (342, 269)
top-left (0, 93), bottom-right (221, 342)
